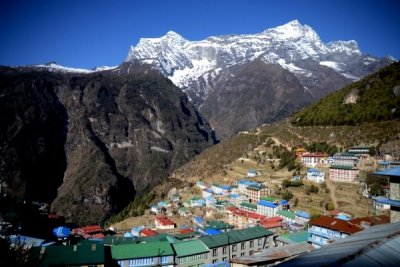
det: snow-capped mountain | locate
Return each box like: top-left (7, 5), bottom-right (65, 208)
top-left (20, 62), bottom-right (118, 73)
top-left (126, 20), bottom-right (393, 102)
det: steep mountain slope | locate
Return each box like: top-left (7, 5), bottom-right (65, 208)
top-left (171, 62), bottom-right (400, 182)
top-left (200, 60), bottom-right (313, 138)
top-left (126, 20), bottom-right (393, 138)
top-left (293, 62), bottom-right (400, 126)
top-left (0, 63), bottom-right (216, 225)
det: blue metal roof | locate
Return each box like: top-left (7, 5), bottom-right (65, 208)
top-left (373, 167), bottom-right (400, 177)
top-left (307, 168), bottom-right (320, 173)
top-left (280, 200), bottom-right (289, 205)
top-left (295, 211), bottom-right (311, 219)
top-left (257, 200), bottom-right (278, 208)
top-left (204, 228), bottom-right (222, 236)
top-left (374, 196), bottom-right (400, 207)
top-left (194, 216), bottom-right (205, 223)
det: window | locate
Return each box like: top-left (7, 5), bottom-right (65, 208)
top-left (250, 240), bottom-right (254, 248)
top-left (232, 244), bottom-right (237, 251)
top-left (222, 257), bottom-right (228, 262)
top-left (249, 250), bottom-right (254, 255)
top-left (160, 256), bottom-right (169, 264)
top-left (212, 259), bottom-right (218, 264)
top-left (258, 238), bottom-right (262, 245)
top-left (232, 254), bottom-right (236, 258)
top-left (222, 246), bottom-right (227, 254)
top-left (241, 242), bottom-right (245, 250)
top-left (241, 252), bottom-right (245, 257)
top-left (212, 248), bottom-right (218, 256)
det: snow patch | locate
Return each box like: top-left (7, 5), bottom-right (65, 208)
top-left (150, 146), bottom-right (169, 153)
top-left (319, 61), bottom-right (344, 72)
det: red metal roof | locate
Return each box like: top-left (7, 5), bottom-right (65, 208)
top-left (349, 215), bottom-right (390, 228)
top-left (310, 215), bottom-right (362, 234)
top-left (260, 221), bottom-right (282, 229)
top-left (140, 228), bottom-right (159, 236)
top-left (179, 228), bottom-right (194, 234)
top-left (155, 215), bottom-right (175, 226)
top-left (301, 152), bottom-right (328, 158)
top-left (232, 209), bottom-right (267, 220)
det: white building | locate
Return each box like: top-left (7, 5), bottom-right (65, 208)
top-left (306, 168), bottom-right (325, 183)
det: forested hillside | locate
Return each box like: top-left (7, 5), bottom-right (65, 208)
top-left (293, 62), bottom-right (400, 126)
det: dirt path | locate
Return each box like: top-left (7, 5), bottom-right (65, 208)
top-left (325, 179), bottom-right (338, 208)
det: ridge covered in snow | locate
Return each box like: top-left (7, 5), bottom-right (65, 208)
top-left (125, 20), bottom-right (393, 102)
top-left (28, 62), bottom-right (117, 73)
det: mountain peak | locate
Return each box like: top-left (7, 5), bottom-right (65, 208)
top-left (264, 19), bottom-right (320, 41)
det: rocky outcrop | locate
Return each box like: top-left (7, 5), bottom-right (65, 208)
top-left (0, 63), bottom-right (216, 225)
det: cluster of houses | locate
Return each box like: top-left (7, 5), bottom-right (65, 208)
top-left (7, 145), bottom-right (400, 266)
top-left (299, 146), bottom-right (373, 184)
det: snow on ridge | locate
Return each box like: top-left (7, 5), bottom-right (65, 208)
top-left (32, 63), bottom-right (117, 74)
top-left (319, 61), bottom-right (344, 72)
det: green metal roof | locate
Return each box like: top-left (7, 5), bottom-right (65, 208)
top-left (260, 196), bottom-right (277, 202)
top-left (103, 236), bottom-right (138, 245)
top-left (111, 241), bottom-right (174, 260)
top-left (172, 239), bottom-right (209, 257)
top-left (276, 231), bottom-right (309, 244)
top-left (37, 244), bottom-right (104, 267)
top-left (200, 226), bottom-right (272, 248)
top-left (240, 202), bottom-right (257, 209)
top-left (206, 220), bottom-right (234, 230)
top-left (277, 210), bottom-right (296, 219)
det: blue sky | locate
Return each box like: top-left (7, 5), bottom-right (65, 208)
top-left (0, 0), bottom-right (399, 69)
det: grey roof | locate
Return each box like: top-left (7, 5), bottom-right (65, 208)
top-left (276, 222), bottom-right (400, 267)
top-left (230, 242), bottom-right (314, 265)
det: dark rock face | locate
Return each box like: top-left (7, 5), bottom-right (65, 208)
top-left (0, 68), bottom-right (67, 203)
top-left (0, 64), bottom-right (216, 225)
top-left (199, 60), bottom-right (313, 139)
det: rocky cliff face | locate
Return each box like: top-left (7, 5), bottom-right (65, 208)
top-left (126, 20), bottom-right (394, 138)
top-left (0, 63), bottom-right (216, 225)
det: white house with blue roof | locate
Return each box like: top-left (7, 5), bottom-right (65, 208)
top-left (295, 211), bottom-right (311, 225)
top-left (237, 179), bottom-right (260, 194)
top-left (306, 168), bottom-right (325, 183)
top-left (257, 200), bottom-right (281, 217)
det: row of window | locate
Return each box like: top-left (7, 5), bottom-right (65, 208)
top-left (179, 253), bottom-right (206, 264)
top-left (211, 239), bottom-right (262, 256)
top-left (119, 256), bottom-right (170, 267)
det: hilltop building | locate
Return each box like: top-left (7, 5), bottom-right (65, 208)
top-left (329, 165), bottom-right (359, 182)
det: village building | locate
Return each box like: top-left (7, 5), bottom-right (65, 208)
top-left (172, 239), bottom-right (209, 267)
top-left (308, 215), bottom-right (363, 248)
top-left (36, 244), bottom-right (105, 267)
top-left (246, 184), bottom-right (269, 203)
top-left (239, 202), bottom-right (257, 213)
top-left (295, 211), bottom-right (311, 225)
top-left (155, 216), bottom-right (175, 229)
top-left (277, 210), bottom-right (296, 224)
top-left (331, 153), bottom-right (358, 167)
top-left (258, 217), bottom-right (282, 233)
top-left (329, 165), bottom-right (359, 183)
top-left (300, 152), bottom-right (328, 167)
top-left (306, 168), bottom-right (325, 183)
top-left (202, 188), bottom-right (213, 199)
top-left (373, 167), bottom-right (400, 222)
top-left (211, 184), bottom-right (232, 195)
top-left (348, 146), bottom-right (370, 156)
top-left (247, 169), bottom-right (258, 177)
top-left (227, 207), bottom-right (266, 229)
top-left (196, 181), bottom-right (208, 190)
top-left (237, 180), bottom-right (260, 194)
top-left (275, 230), bottom-right (309, 246)
top-left (112, 241), bottom-right (175, 267)
top-left (200, 226), bottom-right (273, 267)
top-left (256, 200), bottom-right (281, 217)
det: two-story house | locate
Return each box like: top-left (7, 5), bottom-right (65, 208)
top-left (172, 239), bottom-right (209, 267)
top-left (200, 226), bottom-right (273, 267)
top-left (112, 241), bottom-right (175, 267)
top-left (308, 215), bottom-right (362, 248)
